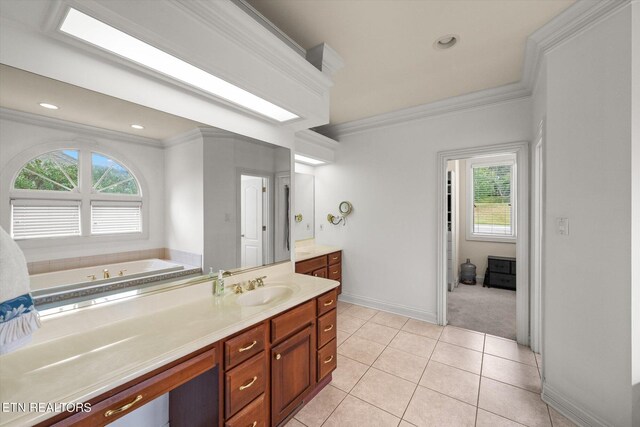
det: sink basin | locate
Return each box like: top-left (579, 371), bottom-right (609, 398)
top-left (235, 285), bottom-right (294, 307)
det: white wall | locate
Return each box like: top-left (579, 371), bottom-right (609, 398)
top-left (0, 114), bottom-right (166, 262)
top-left (632, 3), bottom-right (640, 425)
top-left (315, 98), bottom-right (531, 321)
top-left (457, 159), bottom-right (516, 280)
top-left (294, 173), bottom-right (314, 241)
top-left (541, 4), bottom-right (634, 426)
top-left (164, 136), bottom-right (204, 257)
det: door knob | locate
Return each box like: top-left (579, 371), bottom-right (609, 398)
top-left (275, 354), bottom-right (281, 360)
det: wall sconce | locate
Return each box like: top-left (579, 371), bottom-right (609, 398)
top-left (294, 214), bottom-right (303, 223)
top-left (327, 201), bottom-right (353, 226)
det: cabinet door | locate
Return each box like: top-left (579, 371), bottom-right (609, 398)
top-left (311, 267), bottom-right (327, 278)
top-left (271, 326), bottom-right (315, 425)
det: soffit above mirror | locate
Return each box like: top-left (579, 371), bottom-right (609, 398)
top-left (0, 65), bottom-right (205, 141)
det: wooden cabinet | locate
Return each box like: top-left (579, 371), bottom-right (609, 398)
top-left (296, 250), bottom-right (342, 294)
top-left (225, 353), bottom-right (266, 418)
top-left (225, 324), bottom-right (265, 369)
top-left (314, 290), bottom-right (337, 384)
top-left (271, 326), bottom-right (315, 425)
top-left (45, 347), bottom-right (218, 427)
top-left (42, 286), bottom-right (338, 427)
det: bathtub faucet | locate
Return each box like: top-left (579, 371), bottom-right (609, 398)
top-left (103, 269), bottom-right (110, 279)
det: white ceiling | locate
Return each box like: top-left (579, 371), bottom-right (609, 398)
top-left (0, 65), bottom-right (205, 141)
top-left (246, 0), bottom-right (575, 125)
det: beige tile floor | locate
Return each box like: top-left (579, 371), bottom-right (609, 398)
top-left (286, 301), bottom-right (578, 427)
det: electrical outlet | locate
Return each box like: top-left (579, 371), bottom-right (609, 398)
top-left (556, 217), bottom-right (569, 235)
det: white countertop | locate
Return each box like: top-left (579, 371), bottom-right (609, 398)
top-left (0, 263), bottom-right (338, 426)
top-left (295, 244), bottom-right (341, 262)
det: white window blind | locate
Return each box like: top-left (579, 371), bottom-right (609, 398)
top-left (11, 200), bottom-right (81, 239)
top-left (472, 164), bottom-right (513, 236)
top-left (91, 201), bottom-right (142, 234)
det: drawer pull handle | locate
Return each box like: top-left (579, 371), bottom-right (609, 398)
top-left (250, 422), bottom-right (257, 427)
top-left (323, 355), bottom-right (334, 364)
top-left (104, 395), bottom-right (143, 418)
top-left (332, 270), bottom-right (338, 274)
top-left (323, 324), bottom-right (334, 332)
top-left (238, 340), bottom-right (257, 352)
top-left (323, 299), bottom-right (334, 307)
top-left (275, 353), bottom-right (281, 360)
top-left (239, 376), bottom-right (258, 391)
top-left (332, 256), bottom-right (339, 260)
top-left (314, 274), bottom-right (319, 277)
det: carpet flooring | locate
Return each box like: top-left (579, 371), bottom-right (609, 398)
top-left (447, 283), bottom-right (516, 340)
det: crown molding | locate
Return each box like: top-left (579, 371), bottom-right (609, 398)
top-left (306, 43), bottom-right (345, 78)
top-left (323, 0), bottom-right (630, 139)
top-left (522, 0), bottom-right (630, 92)
top-left (162, 127), bottom-right (204, 148)
top-left (0, 107), bottom-right (163, 148)
top-left (230, 0), bottom-right (306, 58)
top-left (295, 129), bottom-right (339, 149)
top-left (173, 0), bottom-right (332, 96)
top-left (321, 83), bottom-right (530, 139)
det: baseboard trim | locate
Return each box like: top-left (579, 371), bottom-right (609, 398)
top-left (542, 381), bottom-right (610, 427)
top-left (338, 292), bottom-right (437, 324)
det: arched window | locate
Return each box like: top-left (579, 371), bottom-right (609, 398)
top-left (11, 149), bottom-right (142, 240)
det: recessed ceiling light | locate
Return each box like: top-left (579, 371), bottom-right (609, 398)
top-left (130, 124), bottom-right (144, 130)
top-left (39, 102), bottom-right (59, 110)
top-left (434, 34), bottom-right (459, 50)
top-left (295, 154), bottom-right (325, 165)
top-left (59, 8), bottom-right (299, 123)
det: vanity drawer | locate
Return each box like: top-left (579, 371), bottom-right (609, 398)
top-left (271, 300), bottom-right (315, 343)
top-left (295, 256), bottom-right (327, 274)
top-left (225, 324), bottom-right (266, 369)
top-left (225, 353), bottom-right (266, 418)
top-left (317, 309), bottom-right (337, 348)
top-left (225, 394), bottom-right (266, 427)
top-left (328, 251), bottom-right (341, 266)
top-left (317, 338), bottom-right (337, 382)
top-left (328, 263), bottom-right (341, 281)
top-left (51, 348), bottom-right (216, 426)
top-left (316, 289), bottom-right (337, 317)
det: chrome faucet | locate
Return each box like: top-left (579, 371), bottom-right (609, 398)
top-left (103, 269), bottom-right (110, 279)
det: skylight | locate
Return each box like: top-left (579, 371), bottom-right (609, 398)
top-left (59, 8), bottom-right (299, 123)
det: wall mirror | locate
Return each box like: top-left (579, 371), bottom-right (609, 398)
top-left (294, 172), bottom-right (314, 241)
top-left (0, 64), bottom-right (291, 309)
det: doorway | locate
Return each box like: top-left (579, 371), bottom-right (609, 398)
top-left (437, 142), bottom-right (530, 345)
top-left (240, 174), bottom-right (268, 268)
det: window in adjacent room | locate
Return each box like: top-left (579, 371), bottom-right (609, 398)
top-left (466, 155), bottom-right (516, 242)
top-left (10, 149), bottom-right (142, 240)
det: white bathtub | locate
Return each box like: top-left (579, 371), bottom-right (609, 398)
top-left (30, 259), bottom-right (185, 293)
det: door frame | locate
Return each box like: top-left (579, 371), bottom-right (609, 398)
top-left (236, 169), bottom-right (274, 268)
top-left (531, 120), bottom-right (545, 354)
top-left (436, 141), bottom-right (530, 345)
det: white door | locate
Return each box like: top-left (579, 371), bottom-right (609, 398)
top-left (241, 175), bottom-right (263, 268)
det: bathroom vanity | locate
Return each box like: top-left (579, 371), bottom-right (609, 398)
top-left (0, 264), bottom-right (338, 427)
top-left (295, 249), bottom-right (342, 295)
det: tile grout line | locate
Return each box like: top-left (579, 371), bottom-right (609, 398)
top-left (324, 303), bottom-right (545, 427)
top-left (475, 333), bottom-right (486, 426)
